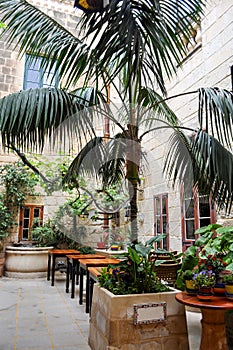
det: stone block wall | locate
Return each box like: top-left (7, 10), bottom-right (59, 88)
top-left (141, 0), bottom-right (233, 251)
top-left (89, 285), bottom-right (189, 350)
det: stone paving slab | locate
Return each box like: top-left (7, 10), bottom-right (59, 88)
top-left (0, 276), bottom-right (91, 350)
top-left (0, 276), bottom-right (201, 350)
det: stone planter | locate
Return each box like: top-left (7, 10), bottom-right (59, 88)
top-left (89, 285), bottom-right (189, 350)
top-left (5, 246), bottom-right (53, 278)
top-left (0, 252), bottom-right (5, 277)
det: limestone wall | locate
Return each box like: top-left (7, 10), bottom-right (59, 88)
top-left (89, 285), bottom-right (189, 350)
top-left (140, 0), bottom-right (233, 250)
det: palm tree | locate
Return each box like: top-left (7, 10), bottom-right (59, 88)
top-left (0, 0), bottom-right (232, 242)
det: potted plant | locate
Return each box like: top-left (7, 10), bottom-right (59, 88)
top-left (175, 245), bottom-right (199, 291)
top-left (182, 270), bottom-right (198, 295)
top-left (89, 236), bottom-right (190, 350)
top-left (176, 224), bottom-right (233, 292)
top-left (222, 273), bottom-right (233, 296)
top-left (192, 270), bottom-right (216, 301)
top-left (194, 224), bottom-right (233, 276)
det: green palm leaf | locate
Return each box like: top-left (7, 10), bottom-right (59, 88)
top-left (78, 0), bottom-right (204, 95)
top-left (0, 87), bottom-right (97, 151)
top-left (198, 87), bottom-right (233, 147)
top-left (0, 0), bottom-right (97, 89)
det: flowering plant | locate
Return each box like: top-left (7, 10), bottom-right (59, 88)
top-left (193, 270), bottom-right (216, 288)
top-left (198, 254), bottom-right (228, 278)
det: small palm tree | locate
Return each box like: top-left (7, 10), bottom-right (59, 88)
top-left (0, 0), bottom-right (232, 242)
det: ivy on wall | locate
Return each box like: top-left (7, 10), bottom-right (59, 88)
top-left (0, 161), bottom-right (38, 239)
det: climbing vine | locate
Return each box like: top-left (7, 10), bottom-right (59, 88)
top-left (0, 161), bottom-right (39, 238)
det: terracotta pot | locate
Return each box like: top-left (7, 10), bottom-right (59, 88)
top-left (97, 242), bottom-right (106, 249)
top-left (197, 286), bottom-right (213, 301)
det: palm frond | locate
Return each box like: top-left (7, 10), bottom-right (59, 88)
top-left (163, 129), bottom-right (194, 190)
top-left (191, 130), bottom-right (233, 213)
top-left (79, 0), bottom-right (204, 95)
top-left (0, 87), bottom-right (96, 151)
top-left (0, 0), bottom-right (97, 89)
top-left (198, 87), bottom-right (233, 148)
top-left (63, 137), bottom-right (105, 184)
top-left (164, 128), bottom-right (233, 213)
top-left (138, 87), bottom-right (179, 135)
top-left (64, 135), bottom-right (126, 187)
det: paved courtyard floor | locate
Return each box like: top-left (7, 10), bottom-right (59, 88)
top-left (0, 274), bottom-right (201, 350)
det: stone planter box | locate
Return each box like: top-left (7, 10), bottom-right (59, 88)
top-left (89, 285), bottom-right (189, 350)
top-left (5, 246), bottom-right (53, 278)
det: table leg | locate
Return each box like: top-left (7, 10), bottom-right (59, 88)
top-left (200, 309), bottom-right (228, 350)
top-left (51, 255), bottom-right (56, 286)
top-left (71, 260), bottom-right (76, 299)
top-left (47, 253), bottom-right (51, 281)
top-left (79, 266), bottom-right (84, 305)
top-left (89, 277), bottom-right (95, 315)
top-left (66, 257), bottom-right (70, 293)
top-left (85, 269), bottom-right (90, 313)
top-left (76, 263), bottom-right (79, 285)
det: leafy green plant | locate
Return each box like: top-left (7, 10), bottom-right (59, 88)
top-left (193, 270), bottom-right (216, 288)
top-left (79, 246), bottom-right (95, 254)
top-left (175, 245), bottom-right (199, 290)
top-left (98, 236), bottom-right (171, 295)
top-left (176, 223), bottom-right (233, 290)
top-left (195, 224), bottom-right (233, 273)
top-left (31, 219), bottom-right (79, 248)
top-left (182, 270), bottom-right (195, 281)
top-left (0, 194), bottom-right (12, 239)
top-left (0, 161), bottom-right (38, 240)
top-left (222, 274), bottom-right (233, 285)
top-left (31, 221), bottom-right (57, 247)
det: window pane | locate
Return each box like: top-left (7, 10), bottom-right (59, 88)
top-left (34, 208), bottom-right (40, 218)
top-left (199, 202), bottom-right (210, 218)
top-left (27, 69), bottom-right (40, 82)
top-left (185, 220), bottom-right (195, 239)
top-left (200, 218), bottom-right (211, 227)
top-left (156, 198), bottom-right (161, 215)
top-left (24, 208), bottom-right (30, 218)
top-left (162, 216), bottom-right (167, 233)
top-left (162, 196), bottom-right (167, 214)
top-left (23, 218), bottom-right (29, 228)
top-left (156, 217), bottom-right (160, 233)
top-left (24, 54), bottom-right (58, 90)
top-left (185, 198), bottom-right (194, 218)
top-left (26, 81), bottom-right (40, 89)
top-left (163, 237), bottom-right (168, 249)
top-left (23, 229), bottom-right (29, 240)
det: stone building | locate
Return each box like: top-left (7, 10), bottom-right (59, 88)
top-left (0, 0), bottom-right (232, 250)
top-left (139, 0), bottom-right (233, 252)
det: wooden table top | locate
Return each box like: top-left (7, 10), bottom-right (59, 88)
top-left (66, 254), bottom-right (105, 260)
top-left (88, 267), bottom-right (103, 278)
top-left (80, 258), bottom-right (120, 268)
top-left (176, 292), bottom-right (233, 310)
top-left (48, 249), bottom-right (80, 255)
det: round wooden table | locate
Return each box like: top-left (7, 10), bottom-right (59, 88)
top-left (176, 292), bottom-right (233, 350)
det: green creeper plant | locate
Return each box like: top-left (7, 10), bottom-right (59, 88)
top-left (0, 161), bottom-right (38, 239)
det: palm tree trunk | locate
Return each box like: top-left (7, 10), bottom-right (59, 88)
top-left (125, 124), bottom-right (140, 243)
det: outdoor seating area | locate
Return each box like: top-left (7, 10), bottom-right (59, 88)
top-left (0, 0), bottom-right (233, 349)
top-left (45, 246), bottom-right (233, 349)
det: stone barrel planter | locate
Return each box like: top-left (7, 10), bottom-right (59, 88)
top-left (89, 285), bottom-right (189, 350)
top-left (5, 246), bottom-right (53, 278)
